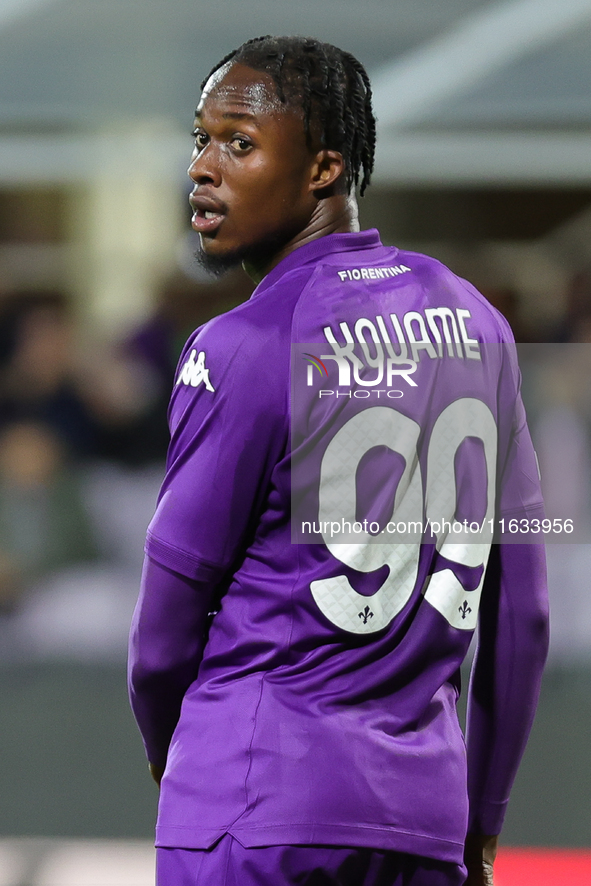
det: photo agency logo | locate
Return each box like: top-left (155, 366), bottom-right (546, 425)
top-left (301, 338), bottom-right (418, 400)
top-left (302, 345), bottom-right (416, 398)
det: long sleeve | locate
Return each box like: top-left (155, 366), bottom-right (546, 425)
top-left (466, 542), bottom-right (549, 835)
top-left (128, 554), bottom-right (215, 770)
top-left (129, 309), bottom-right (289, 770)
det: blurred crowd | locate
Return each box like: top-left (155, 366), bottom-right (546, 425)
top-left (483, 267), bottom-right (591, 664)
top-left (0, 270), bottom-right (252, 660)
top-left (0, 262), bottom-right (590, 665)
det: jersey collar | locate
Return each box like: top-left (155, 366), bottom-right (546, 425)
top-left (252, 229), bottom-right (385, 297)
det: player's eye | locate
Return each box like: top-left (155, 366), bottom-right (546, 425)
top-left (191, 131), bottom-right (208, 150)
top-left (229, 136), bottom-right (252, 152)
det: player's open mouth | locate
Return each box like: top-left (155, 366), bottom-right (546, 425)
top-left (189, 192), bottom-right (227, 235)
top-left (191, 208), bottom-right (225, 234)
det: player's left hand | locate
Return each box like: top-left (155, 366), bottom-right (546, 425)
top-left (463, 833), bottom-right (498, 885)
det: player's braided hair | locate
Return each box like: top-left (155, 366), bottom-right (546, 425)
top-left (201, 36), bottom-right (376, 196)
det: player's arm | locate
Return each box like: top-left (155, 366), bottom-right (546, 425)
top-left (464, 542), bottom-right (549, 881)
top-left (128, 554), bottom-right (216, 775)
top-left (128, 313), bottom-right (288, 777)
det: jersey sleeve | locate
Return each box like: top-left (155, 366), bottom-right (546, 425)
top-left (496, 342), bottom-right (544, 521)
top-left (466, 334), bottom-right (549, 835)
top-left (128, 555), bottom-right (216, 769)
top-left (466, 542), bottom-right (549, 834)
top-left (145, 311), bottom-right (289, 582)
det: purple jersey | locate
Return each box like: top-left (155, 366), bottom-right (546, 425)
top-left (129, 230), bottom-right (548, 863)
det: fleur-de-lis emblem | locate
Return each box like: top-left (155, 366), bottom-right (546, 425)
top-left (458, 600), bottom-right (472, 620)
top-left (358, 605), bottom-right (374, 625)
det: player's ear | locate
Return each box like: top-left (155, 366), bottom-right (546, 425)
top-left (309, 149), bottom-right (346, 193)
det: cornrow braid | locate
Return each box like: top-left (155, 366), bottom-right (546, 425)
top-left (199, 35), bottom-right (271, 91)
top-left (200, 36), bottom-right (376, 196)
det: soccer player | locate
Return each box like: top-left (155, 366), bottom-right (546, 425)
top-left (128, 36), bottom-right (549, 886)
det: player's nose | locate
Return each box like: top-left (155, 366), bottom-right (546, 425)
top-left (188, 145), bottom-right (222, 186)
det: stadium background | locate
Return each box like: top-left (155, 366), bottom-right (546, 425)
top-left (0, 0), bottom-right (590, 883)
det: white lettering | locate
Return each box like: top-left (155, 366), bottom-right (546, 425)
top-left (387, 313), bottom-right (410, 360)
top-left (386, 358), bottom-right (418, 387)
top-left (403, 312), bottom-right (438, 362)
top-left (456, 309), bottom-right (481, 360)
top-left (336, 265), bottom-right (412, 282)
top-left (322, 325), bottom-right (362, 385)
top-left (425, 307), bottom-right (463, 358)
top-left (354, 318), bottom-right (384, 386)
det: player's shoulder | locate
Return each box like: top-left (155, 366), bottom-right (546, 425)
top-left (188, 266), bottom-right (312, 351)
top-left (399, 247), bottom-right (515, 344)
top-left (173, 267), bottom-right (313, 397)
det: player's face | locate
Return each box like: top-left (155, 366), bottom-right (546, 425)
top-left (188, 62), bottom-right (321, 274)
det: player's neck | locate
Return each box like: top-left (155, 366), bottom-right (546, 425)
top-left (244, 193), bottom-right (360, 285)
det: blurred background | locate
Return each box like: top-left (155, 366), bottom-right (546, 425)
top-left (0, 0), bottom-right (590, 883)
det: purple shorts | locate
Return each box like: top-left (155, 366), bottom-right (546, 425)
top-left (156, 836), bottom-right (467, 886)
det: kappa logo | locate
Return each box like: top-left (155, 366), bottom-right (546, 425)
top-left (176, 349), bottom-right (215, 392)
